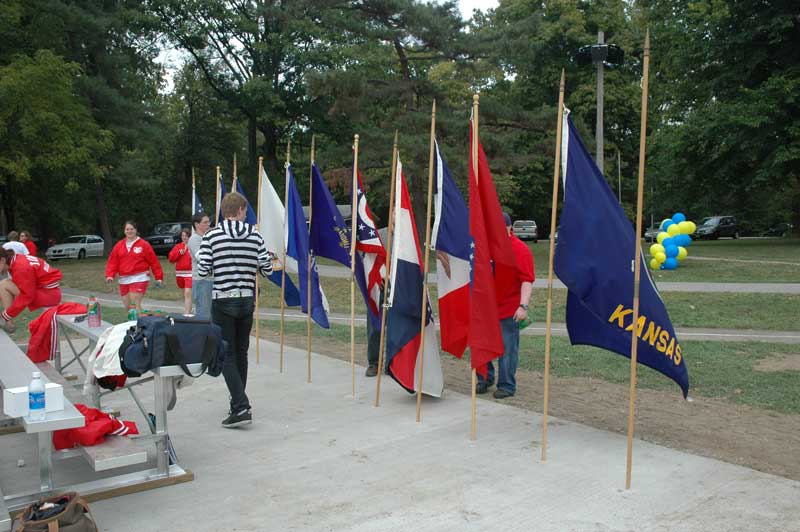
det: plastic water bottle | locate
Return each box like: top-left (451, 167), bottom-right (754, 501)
top-left (29, 372), bottom-right (45, 421)
top-left (127, 304), bottom-right (139, 322)
top-left (87, 296), bottom-right (101, 327)
top-left (518, 318), bottom-right (532, 331)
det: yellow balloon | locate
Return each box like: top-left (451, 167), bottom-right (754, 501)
top-left (656, 232), bottom-right (669, 244)
top-left (655, 252), bottom-right (666, 263)
top-left (649, 243), bottom-right (665, 256)
top-left (667, 223), bottom-right (681, 236)
top-left (677, 246), bottom-right (688, 261)
top-left (678, 221), bottom-right (692, 234)
top-left (686, 221), bottom-right (697, 234)
top-left (650, 258), bottom-right (660, 270)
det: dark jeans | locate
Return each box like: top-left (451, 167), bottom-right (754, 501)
top-left (478, 317), bottom-right (520, 394)
top-left (212, 296), bottom-right (254, 413)
top-left (366, 290), bottom-right (384, 367)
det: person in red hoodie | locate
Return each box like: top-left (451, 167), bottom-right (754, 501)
top-left (20, 231), bottom-right (37, 256)
top-left (168, 227), bottom-right (193, 314)
top-left (0, 249), bottom-right (62, 333)
top-left (105, 221), bottom-right (163, 314)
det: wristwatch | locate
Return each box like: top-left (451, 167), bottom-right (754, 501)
top-left (519, 304), bottom-right (529, 311)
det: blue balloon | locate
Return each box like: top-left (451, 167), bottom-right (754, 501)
top-left (683, 235), bottom-right (693, 247)
top-left (665, 244), bottom-right (679, 258)
top-left (664, 257), bottom-right (678, 270)
top-left (662, 237), bottom-right (675, 248)
top-left (662, 219), bottom-right (675, 231)
top-left (675, 234), bottom-right (690, 247)
top-left (672, 212), bottom-right (686, 224)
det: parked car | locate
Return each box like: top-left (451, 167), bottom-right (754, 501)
top-left (46, 235), bottom-right (105, 260)
top-left (761, 222), bottom-right (793, 237)
top-left (145, 222), bottom-right (191, 255)
top-left (512, 220), bottom-right (538, 242)
top-left (644, 225), bottom-right (661, 242)
top-left (695, 216), bottom-right (739, 240)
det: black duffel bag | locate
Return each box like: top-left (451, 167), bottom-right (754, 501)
top-left (119, 315), bottom-right (226, 378)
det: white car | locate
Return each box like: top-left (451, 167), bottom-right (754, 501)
top-left (46, 235), bottom-right (104, 260)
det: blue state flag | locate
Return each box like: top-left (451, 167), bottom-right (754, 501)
top-left (554, 111), bottom-right (689, 397)
top-left (216, 175), bottom-right (228, 224)
top-left (234, 179), bottom-right (258, 225)
top-left (308, 163), bottom-right (375, 327)
top-left (286, 164), bottom-right (330, 328)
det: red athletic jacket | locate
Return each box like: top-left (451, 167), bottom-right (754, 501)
top-left (26, 302), bottom-right (88, 363)
top-left (24, 240), bottom-right (37, 256)
top-left (53, 404), bottom-right (139, 450)
top-left (3, 255), bottom-right (62, 319)
top-left (105, 237), bottom-right (163, 281)
top-left (167, 242), bottom-right (192, 277)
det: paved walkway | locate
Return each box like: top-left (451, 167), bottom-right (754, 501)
top-left (60, 288), bottom-right (800, 344)
top-left (4, 338), bottom-right (797, 531)
top-left (316, 265), bottom-right (800, 294)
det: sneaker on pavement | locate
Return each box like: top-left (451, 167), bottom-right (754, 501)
top-left (493, 389), bottom-right (514, 399)
top-left (222, 409), bottom-right (252, 428)
top-left (365, 365), bottom-right (378, 377)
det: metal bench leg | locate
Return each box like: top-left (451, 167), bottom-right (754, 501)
top-left (154, 375), bottom-right (169, 478)
top-left (38, 432), bottom-right (53, 492)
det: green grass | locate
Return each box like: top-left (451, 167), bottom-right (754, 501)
top-left (12, 307), bottom-right (797, 414)
top-left (529, 238), bottom-right (800, 283)
top-left (54, 256), bottom-right (800, 331)
top-left (265, 318), bottom-right (800, 414)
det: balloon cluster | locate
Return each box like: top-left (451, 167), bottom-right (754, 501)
top-left (649, 213), bottom-right (696, 270)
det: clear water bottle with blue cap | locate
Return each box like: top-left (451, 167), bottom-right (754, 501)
top-left (29, 371), bottom-right (45, 421)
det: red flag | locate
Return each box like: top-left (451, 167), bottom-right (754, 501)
top-left (468, 127), bottom-right (515, 376)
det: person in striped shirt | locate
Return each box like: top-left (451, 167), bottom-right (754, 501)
top-left (197, 191), bottom-right (273, 428)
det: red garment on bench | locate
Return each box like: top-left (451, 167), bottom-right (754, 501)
top-left (26, 302), bottom-right (88, 363)
top-left (52, 403), bottom-right (139, 450)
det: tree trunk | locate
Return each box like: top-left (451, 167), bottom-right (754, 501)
top-left (95, 178), bottom-right (113, 256)
top-left (2, 179), bottom-right (16, 233)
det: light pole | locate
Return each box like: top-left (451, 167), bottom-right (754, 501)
top-left (576, 31), bottom-right (624, 176)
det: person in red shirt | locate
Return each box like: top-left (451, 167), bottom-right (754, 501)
top-left (105, 221), bottom-right (163, 314)
top-left (168, 227), bottom-right (193, 314)
top-left (477, 211), bottom-right (535, 399)
top-left (0, 250), bottom-right (62, 333)
top-left (20, 231), bottom-right (37, 256)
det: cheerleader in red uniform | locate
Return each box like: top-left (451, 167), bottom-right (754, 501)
top-left (105, 221), bottom-right (163, 314)
top-left (168, 228), bottom-right (193, 314)
top-left (0, 249), bottom-right (62, 333)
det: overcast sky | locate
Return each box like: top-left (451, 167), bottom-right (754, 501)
top-left (457, 0), bottom-right (498, 19)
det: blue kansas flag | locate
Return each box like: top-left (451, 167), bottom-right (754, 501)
top-left (554, 111), bottom-right (689, 397)
top-left (286, 164), bottom-right (330, 328)
top-left (308, 163), bottom-right (375, 327)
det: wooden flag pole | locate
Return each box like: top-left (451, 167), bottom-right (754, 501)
top-left (541, 69), bottom-right (566, 462)
top-left (232, 152), bottom-right (237, 190)
top-left (215, 166), bottom-right (221, 224)
top-left (192, 167), bottom-right (196, 210)
top-left (626, 30), bottom-right (651, 490)
top-left (280, 141), bottom-right (291, 373)
top-left (375, 130), bottom-right (399, 408)
top-left (350, 135), bottom-right (360, 398)
top-left (307, 136), bottom-right (315, 383)
top-left (471, 94), bottom-right (480, 442)
top-left (415, 100), bottom-right (437, 423)
top-left (255, 156), bottom-right (264, 365)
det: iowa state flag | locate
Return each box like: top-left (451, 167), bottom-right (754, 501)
top-left (431, 140), bottom-right (471, 358)
top-left (554, 111), bottom-right (689, 397)
top-left (385, 156), bottom-right (443, 397)
top-left (468, 127), bottom-right (516, 376)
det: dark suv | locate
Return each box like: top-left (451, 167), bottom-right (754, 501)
top-left (695, 216), bottom-right (739, 240)
top-left (145, 222), bottom-right (191, 255)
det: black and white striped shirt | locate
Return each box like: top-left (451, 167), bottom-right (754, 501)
top-left (196, 220), bottom-right (273, 294)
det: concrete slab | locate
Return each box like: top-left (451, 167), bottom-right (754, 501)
top-left (6, 338), bottom-right (798, 531)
